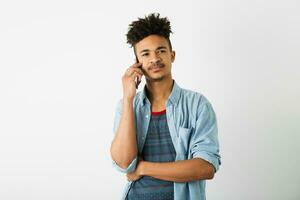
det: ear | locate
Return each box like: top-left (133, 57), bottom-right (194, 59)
top-left (171, 51), bottom-right (176, 63)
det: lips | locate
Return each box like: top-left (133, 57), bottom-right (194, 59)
top-left (149, 63), bottom-right (164, 71)
top-left (151, 67), bottom-right (161, 72)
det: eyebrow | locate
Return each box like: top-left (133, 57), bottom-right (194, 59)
top-left (139, 46), bottom-right (167, 54)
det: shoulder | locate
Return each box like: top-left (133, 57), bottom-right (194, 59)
top-left (178, 86), bottom-right (215, 120)
top-left (180, 87), bottom-right (210, 106)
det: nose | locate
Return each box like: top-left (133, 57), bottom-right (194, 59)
top-left (149, 53), bottom-right (162, 64)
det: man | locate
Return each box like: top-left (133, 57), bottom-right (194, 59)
top-left (110, 13), bottom-right (221, 200)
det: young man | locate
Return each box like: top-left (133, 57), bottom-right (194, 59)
top-left (110, 13), bottom-right (221, 200)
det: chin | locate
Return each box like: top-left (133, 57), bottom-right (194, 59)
top-left (145, 74), bottom-right (163, 81)
top-left (149, 76), bottom-right (164, 82)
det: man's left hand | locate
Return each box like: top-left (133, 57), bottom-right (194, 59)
top-left (126, 159), bottom-right (144, 181)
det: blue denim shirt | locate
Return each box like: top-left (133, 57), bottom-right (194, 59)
top-left (112, 80), bottom-right (221, 200)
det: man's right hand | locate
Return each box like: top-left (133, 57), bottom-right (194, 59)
top-left (122, 62), bottom-right (143, 100)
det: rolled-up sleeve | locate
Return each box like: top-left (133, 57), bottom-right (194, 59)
top-left (190, 99), bottom-right (221, 172)
top-left (111, 99), bottom-right (137, 173)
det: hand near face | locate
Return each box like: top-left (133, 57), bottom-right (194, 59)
top-left (122, 62), bottom-right (143, 100)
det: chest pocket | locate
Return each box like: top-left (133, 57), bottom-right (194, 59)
top-left (177, 126), bottom-right (193, 160)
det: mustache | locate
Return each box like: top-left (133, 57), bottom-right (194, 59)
top-left (149, 62), bottom-right (165, 70)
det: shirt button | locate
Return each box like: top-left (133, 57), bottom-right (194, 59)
top-left (145, 115), bottom-right (148, 118)
top-left (141, 137), bottom-right (145, 140)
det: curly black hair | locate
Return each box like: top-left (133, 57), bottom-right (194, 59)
top-left (126, 13), bottom-right (173, 52)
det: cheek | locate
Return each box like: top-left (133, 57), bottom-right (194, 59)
top-left (140, 59), bottom-right (149, 67)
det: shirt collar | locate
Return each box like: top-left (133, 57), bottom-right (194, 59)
top-left (140, 79), bottom-right (181, 107)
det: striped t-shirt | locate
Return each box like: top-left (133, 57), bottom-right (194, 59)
top-left (126, 109), bottom-right (176, 200)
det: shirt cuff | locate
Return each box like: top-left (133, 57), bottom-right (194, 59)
top-left (192, 151), bottom-right (221, 172)
top-left (112, 157), bottom-right (138, 173)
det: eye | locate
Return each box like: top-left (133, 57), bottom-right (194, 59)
top-left (158, 49), bottom-right (166, 53)
top-left (142, 53), bottom-right (149, 57)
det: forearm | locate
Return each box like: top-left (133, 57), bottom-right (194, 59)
top-left (139, 158), bottom-right (215, 182)
top-left (110, 98), bottom-right (138, 168)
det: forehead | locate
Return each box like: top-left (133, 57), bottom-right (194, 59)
top-left (135, 35), bottom-right (169, 52)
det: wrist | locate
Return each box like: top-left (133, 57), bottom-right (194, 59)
top-left (138, 161), bottom-right (148, 176)
top-left (123, 96), bottom-right (134, 103)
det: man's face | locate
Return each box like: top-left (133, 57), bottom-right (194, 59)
top-left (135, 35), bottom-right (175, 82)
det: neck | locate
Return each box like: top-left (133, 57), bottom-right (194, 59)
top-left (145, 77), bottom-right (174, 104)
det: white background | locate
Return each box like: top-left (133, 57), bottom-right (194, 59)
top-left (0, 0), bottom-right (299, 199)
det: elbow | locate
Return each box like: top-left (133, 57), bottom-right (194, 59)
top-left (110, 154), bottom-right (132, 170)
top-left (112, 157), bottom-right (137, 174)
top-left (195, 165), bottom-right (215, 180)
top-left (110, 145), bottom-right (130, 169)
top-left (207, 172), bottom-right (215, 180)
top-left (206, 165), bottom-right (215, 180)
top-left (116, 161), bottom-right (131, 170)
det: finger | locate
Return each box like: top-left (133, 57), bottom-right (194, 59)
top-left (127, 175), bottom-right (132, 181)
top-left (131, 64), bottom-right (143, 73)
top-left (127, 71), bottom-right (143, 79)
top-left (134, 68), bottom-right (143, 75)
top-left (130, 67), bottom-right (143, 75)
top-left (126, 68), bottom-right (143, 76)
top-left (131, 62), bottom-right (142, 68)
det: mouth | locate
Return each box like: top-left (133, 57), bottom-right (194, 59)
top-left (151, 67), bottom-right (162, 72)
top-left (149, 63), bottom-right (164, 72)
